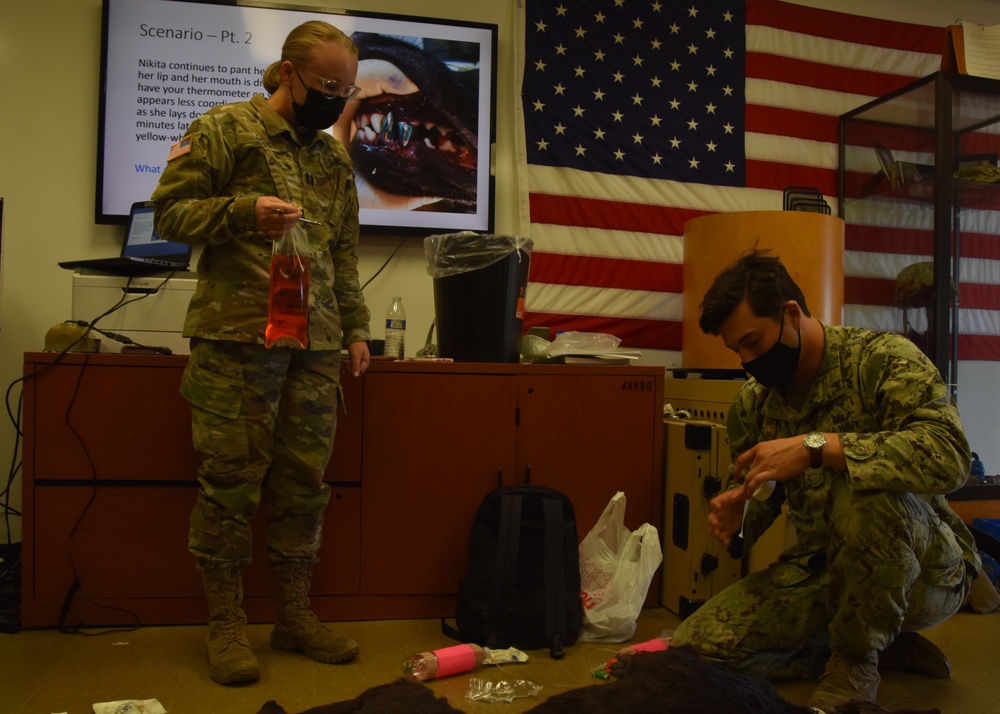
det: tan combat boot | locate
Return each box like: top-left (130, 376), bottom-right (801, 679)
top-left (269, 567), bottom-right (359, 664)
top-left (203, 568), bottom-right (260, 685)
top-left (808, 649), bottom-right (879, 713)
top-left (878, 631), bottom-right (951, 679)
top-left (967, 568), bottom-right (1000, 614)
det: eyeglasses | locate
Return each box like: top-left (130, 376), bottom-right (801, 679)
top-left (295, 66), bottom-right (361, 101)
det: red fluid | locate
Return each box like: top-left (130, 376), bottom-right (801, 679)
top-left (265, 253), bottom-right (309, 348)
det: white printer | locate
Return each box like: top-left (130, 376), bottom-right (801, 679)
top-left (71, 269), bottom-right (197, 355)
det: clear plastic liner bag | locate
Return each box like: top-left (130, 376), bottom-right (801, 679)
top-left (266, 222), bottom-right (311, 349)
top-left (424, 231), bottom-right (533, 279)
top-left (465, 678), bottom-right (543, 703)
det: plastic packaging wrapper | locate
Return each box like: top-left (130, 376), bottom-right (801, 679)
top-left (465, 678), bottom-right (543, 703)
top-left (483, 646), bottom-right (529, 665)
top-left (578, 491), bottom-right (663, 642)
top-left (541, 331), bottom-right (621, 358)
top-left (424, 231), bottom-right (533, 279)
top-left (92, 699), bottom-right (166, 714)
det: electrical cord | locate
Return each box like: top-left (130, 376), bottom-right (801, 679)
top-left (65, 321), bottom-right (172, 355)
top-left (360, 237), bottom-right (407, 292)
top-left (1, 274), bottom-right (170, 634)
top-left (56, 348), bottom-right (140, 636)
top-left (53, 278), bottom-right (155, 634)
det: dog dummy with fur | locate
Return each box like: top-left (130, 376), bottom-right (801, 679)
top-left (257, 645), bottom-right (941, 714)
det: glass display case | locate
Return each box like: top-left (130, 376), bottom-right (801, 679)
top-left (839, 71), bottom-right (1000, 388)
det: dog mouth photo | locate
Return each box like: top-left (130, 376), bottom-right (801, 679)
top-left (333, 33), bottom-right (480, 212)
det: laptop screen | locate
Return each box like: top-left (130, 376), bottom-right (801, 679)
top-left (123, 203), bottom-right (187, 259)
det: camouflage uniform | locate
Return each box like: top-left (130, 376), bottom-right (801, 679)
top-left (151, 94), bottom-right (371, 572)
top-left (672, 323), bottom-right (980, 680)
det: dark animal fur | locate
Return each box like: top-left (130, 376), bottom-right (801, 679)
top-left (256, 678), bottom-right (461, 714)
top-left (257, 646), bottom-right (941, 714)
top-left (347, 33), bottom-right (478, 209)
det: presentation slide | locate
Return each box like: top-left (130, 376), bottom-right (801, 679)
top-left (100, 0), bottom-right (495, 234)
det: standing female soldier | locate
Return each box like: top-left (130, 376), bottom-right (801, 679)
top-left (152, 20), bottom-right (371, 685)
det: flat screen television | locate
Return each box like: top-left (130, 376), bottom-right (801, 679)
top-left (98, 0), bottom-right (497, 235)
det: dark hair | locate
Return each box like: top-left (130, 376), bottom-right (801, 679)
top-left (698, 248), bottom-right (811, 335)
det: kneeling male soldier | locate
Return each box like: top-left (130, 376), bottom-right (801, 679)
top-left (670, 249), bottom-right (988, 712)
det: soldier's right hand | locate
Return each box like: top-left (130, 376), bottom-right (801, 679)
top-left (255, 196), bottom-right (302, 238)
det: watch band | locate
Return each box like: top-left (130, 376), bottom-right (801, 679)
top-left (805, 431), bottom-right (826, 468)
top-left (809, 444), bottom-right (823, 468)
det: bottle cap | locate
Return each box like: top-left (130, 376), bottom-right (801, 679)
top-left (415, 650), bottom-right (437, 679)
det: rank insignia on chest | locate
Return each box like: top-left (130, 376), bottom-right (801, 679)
top-left (762, 419), bottom-right (777, 441)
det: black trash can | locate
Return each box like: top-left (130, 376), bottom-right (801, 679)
top-left (425, 233), bottom-right (533, 363)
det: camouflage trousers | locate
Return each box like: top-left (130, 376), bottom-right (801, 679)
top-left (181, 338), bottom-right (342, 572)
top-left (672, 476), bottom-right (972, 681)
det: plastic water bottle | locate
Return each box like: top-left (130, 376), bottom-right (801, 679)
top-left (384, 296), bottom-right (406, 359)
top-left (403, 643), bottom-right (484, 681)
top-left (616, 634), bottom-right (672, 656)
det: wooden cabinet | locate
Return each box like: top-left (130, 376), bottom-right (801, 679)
top-left (21, 352), bottom-right (363, 627)
top-left (514, 372), bottom-right (662, 533)
top-left (359, 371), bottom-right (515, 596)
top-left (358, 366), bottom-right (664, 599)
top-left (21, 353), bottom-right (663, 627)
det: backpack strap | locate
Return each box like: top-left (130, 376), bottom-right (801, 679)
top-left (440, 617), bottom-right (464, 643)
top-left (486, 493), bottom-right (522, 648)
top-left (542, 496), bottom-right (567, 659)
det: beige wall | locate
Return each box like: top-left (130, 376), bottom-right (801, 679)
top-left (3, 0), bottom-right (1000, 540)
top-left (0, 0), bottom-right (525, 541)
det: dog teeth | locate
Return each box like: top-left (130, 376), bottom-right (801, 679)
top-left (398, 122), bottom-right (413, 146)
top-left (379, 112), bottom-right (395, 141)
top-left (353, 112), bottom-right (460, 154)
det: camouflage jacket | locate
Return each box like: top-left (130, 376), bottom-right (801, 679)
top-left (151, 94), bottom-right (371, 349)
top-left (732, 323), bottom-right (979, 573)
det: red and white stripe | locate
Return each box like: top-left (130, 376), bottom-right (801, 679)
top-left (522, 0), bottom-right (1000, 361)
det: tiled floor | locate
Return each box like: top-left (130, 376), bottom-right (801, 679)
top-left (1, 605), bottom-right (998, 713)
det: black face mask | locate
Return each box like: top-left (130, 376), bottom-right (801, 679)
top-left (741, 310), bottom-right (801, 388)
top-left (291, 70), bottom-right (347, 130)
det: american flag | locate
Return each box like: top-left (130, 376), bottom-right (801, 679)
top-left (520, 0), bottom-right (1000, 362)
top-left (167, 136), bottom-right (193, 162)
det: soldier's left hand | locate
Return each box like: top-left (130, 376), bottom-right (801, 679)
top-left (347, 340), bottom-right (370, 377)
top-left (708, 487), bottom-right (746, 547)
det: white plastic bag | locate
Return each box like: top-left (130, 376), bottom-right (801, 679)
top-left (578, 491), bottom-right (663, 642)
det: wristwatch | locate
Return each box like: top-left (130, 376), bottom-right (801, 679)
top-left (804, 432), bottom-right (826, 468)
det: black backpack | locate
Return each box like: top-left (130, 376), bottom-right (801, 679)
top-left (443, 483), bottom-right (583, 659)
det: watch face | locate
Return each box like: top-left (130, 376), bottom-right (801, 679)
top-left (805, 432), bottom-right (826, 449)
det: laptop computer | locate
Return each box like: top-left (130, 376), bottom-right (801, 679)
top-left (59, 201), bottom-right (193, 277)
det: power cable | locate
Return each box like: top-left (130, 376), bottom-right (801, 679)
top-left (2, 272), bottom-right (179, 634)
